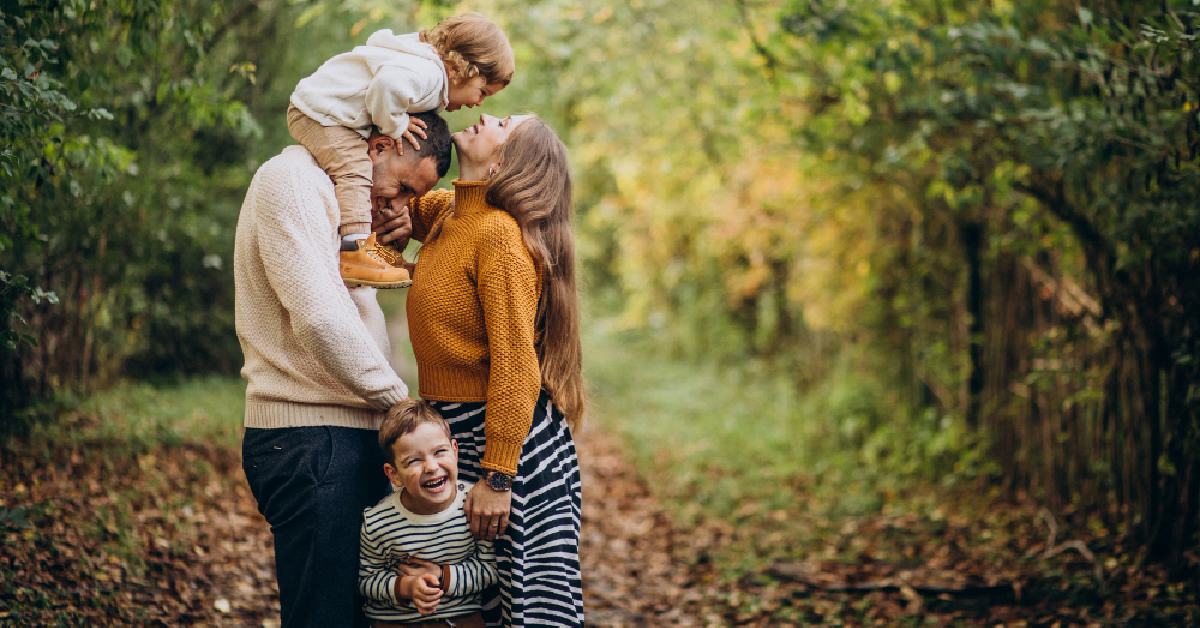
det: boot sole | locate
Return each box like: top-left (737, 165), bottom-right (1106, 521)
top-left (344, 279), bottom-right (413, 289)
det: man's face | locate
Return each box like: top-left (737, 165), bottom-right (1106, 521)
top-left (370, 148), bottom-right (440, 216)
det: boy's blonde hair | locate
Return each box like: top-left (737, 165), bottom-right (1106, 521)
top-left (379, 399), bottom-right (451, 466)
top-left (421, 14), bottom-right (515, 87)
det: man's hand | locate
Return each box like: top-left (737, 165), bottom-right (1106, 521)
top-left (400, 118), bottom-right (428, 153)
top-left (464, 481), bottom-right (511, 540)
top-left (372, 197), bottom-right (412, 249)
top-left (396, 574), bottom-right (442, 614)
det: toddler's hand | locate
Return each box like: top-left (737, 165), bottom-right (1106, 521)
top-left (401, 118), bottom-right (428, 152)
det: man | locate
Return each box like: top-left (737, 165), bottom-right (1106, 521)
top-left (234, 110), bottom-right (452, 627)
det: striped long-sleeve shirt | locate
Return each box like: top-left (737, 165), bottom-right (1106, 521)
top-left (358, 481), bottom-right (498, 622)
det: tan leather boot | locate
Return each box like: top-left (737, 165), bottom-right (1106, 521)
top-left (372, 240), bottom-right (417, 279)
top-left (340, 233), bottom-right (411, 288)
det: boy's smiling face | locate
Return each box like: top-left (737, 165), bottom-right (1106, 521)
top-left (384, 422), bottom-right (459, 515)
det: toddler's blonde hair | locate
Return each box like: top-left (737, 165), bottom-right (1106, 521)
top-left (421, 14), bottom-right (515, 87)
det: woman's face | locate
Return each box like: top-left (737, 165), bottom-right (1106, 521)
top-left (453, 113), bottom-right (535, 165)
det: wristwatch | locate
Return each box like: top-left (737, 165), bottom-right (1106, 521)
top-left (483, 470), bottom-right (514, 492)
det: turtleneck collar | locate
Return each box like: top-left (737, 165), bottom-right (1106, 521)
top-left (451, 179), bottom-right (490, 214)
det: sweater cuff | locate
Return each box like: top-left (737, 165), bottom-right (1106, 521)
top-left (481, 439), bottom-right (522, 476)
top-left (370, 383), bottom-right (409, 412)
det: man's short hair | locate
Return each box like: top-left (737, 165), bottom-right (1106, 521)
top-left (407, 111), bottom-right (452, 179)
top-left (378, 399), bottom-right (451, 466)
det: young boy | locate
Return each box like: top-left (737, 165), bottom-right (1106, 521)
top-left (359, 400), bottom-right (497, 626)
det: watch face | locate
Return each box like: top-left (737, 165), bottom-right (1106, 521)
top-left (488, 472), bottom-right (512, 490)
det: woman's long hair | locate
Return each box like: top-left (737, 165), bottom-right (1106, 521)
top-left (485, 117), bottom-right (585, 428)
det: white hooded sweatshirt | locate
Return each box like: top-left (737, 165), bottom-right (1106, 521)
top-left (290, 30), bottom-right (449, 140)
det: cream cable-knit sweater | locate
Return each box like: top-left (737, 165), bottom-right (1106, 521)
top-left (234, 145), bottom-right (408, 429)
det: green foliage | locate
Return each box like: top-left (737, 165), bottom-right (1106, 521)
top-left (0, 0), bottom-right (260, 413)
top-left (0, 271), bottom-right (56, 352)
top-left (760, 0), bottom-right (1200, 562)
top-left (0, 0), bottom-right (423, 420)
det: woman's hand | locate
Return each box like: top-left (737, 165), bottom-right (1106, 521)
top-left (464, 480), bottom-right (511, 540)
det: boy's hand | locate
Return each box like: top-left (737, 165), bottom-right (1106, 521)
top-left (400, 118), bottom-right (428, 153)
top-left (396, 574), bottom-right (442, 614)
top-left (397, 557), bottom-right (441, 581)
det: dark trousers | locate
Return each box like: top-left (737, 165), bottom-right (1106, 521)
top-left (243, 425), bottom-right (390, 628)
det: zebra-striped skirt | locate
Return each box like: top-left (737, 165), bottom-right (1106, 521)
top-left (428, 391), bottom-right (584, 628)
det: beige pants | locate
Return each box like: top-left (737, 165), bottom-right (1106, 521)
top-left (286, 103), bottom-right (373, 236)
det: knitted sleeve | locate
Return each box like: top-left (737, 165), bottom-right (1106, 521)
top-left (409, 189), bottom-right (455, 243)
top-left (475, 215), bottom-right (542, 475)
top-left (364, 65), bottom-right (430, 139)
top-left (253, 160), bottom-right (407, 410)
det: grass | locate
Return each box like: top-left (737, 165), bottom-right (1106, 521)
top-left (582, 319), bottom-right (987, 527)
top-left (63, 374), bottom-right (247, 453)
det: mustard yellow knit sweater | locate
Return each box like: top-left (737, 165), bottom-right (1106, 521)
top-left (406, 181), bottom-right (542, 475)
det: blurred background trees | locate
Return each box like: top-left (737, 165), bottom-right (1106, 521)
top-left (2, 0), bottom-right (1196, 567)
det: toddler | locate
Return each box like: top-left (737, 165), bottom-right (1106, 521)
top-left (359, 400), bottom-right (497, 626)
top-left (288, 14), bottom-right (514, 288)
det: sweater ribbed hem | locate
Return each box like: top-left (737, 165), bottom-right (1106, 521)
top-left (245, 400), bottom-right (384, 430)
top-left (417, 366), bottom-right (489, 403)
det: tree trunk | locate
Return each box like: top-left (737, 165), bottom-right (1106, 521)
top-left (963, 221), bottom-right (985, 430)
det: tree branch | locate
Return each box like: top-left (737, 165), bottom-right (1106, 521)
top-left (1012, 177), bottom-right (1111, 266)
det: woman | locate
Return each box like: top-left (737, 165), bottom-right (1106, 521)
top-left (401, 113), bottom-right (585, 627)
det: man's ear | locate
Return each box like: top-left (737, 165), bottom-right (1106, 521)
top-left (369, 134), bottom-right (396, 156)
